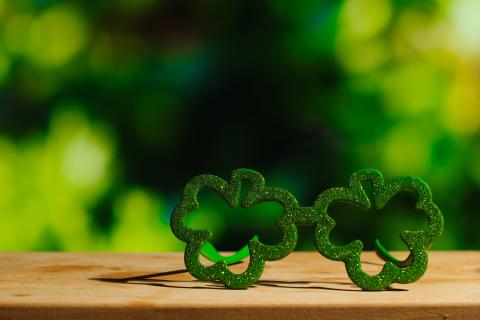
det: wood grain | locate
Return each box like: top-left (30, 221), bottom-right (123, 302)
top-left (0, 251), bottom-right (479, 319)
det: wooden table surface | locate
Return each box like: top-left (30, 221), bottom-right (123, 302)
top-left (0, 251), bottom-right (479, 319)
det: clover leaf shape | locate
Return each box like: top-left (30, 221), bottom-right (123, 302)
top-left (170, 168), bottom-right (298, 289)
top-left (313, 169), bottom-right (444, 291)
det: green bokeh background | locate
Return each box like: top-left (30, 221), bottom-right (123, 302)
top-left (0, 0), bottom-right (479, 252)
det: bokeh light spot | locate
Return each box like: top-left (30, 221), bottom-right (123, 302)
top-left (382, 125), bottom-right (431, 176)
top-left (394, 9), bottom-right (445, 56)
top-left (383, 63), bottom-right (444, 116)
top-left (111, 189), bottom-right (183, 251)
top-left (27, 6), bottom-right (87, 67)
top-left (339, 0), bottom-right (392, 41)
top-left (442, 67), bottom-right (480, 136)
top-left (336, 39), bottom-right (389, 74)
top-left (449, 0), bottom-right (480, 55)
top-left (3, 14), bottom-right (34, 55)
top-left (0, 0), bottom-right (6, 20)
top-left (61, 133), bottom-right (108, 188)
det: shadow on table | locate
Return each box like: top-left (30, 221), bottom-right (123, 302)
top-left (90, 261), bottom-right (407, 292)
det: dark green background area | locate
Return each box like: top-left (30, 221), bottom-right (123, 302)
top-left (0, 0), bottom-right (478, 251)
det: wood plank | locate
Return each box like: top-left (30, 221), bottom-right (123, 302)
top-left (0, 251), bottom-right (479, 319)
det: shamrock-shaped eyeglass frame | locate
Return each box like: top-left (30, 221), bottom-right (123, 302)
top-left (170, 168), bottom-right (444, 291)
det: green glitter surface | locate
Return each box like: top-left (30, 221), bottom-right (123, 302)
top-left (170, 168), bottom-right (298, 289)
top-left (313, 169), bottom-right (444, 290)
top-left (170, 168), bottom-right (443, 290)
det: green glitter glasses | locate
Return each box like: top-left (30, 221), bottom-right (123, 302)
top-left (170, 168), bottom-right (444, 290)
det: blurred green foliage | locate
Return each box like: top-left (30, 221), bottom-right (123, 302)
top-left (0, 0), bottom-right (479, 251)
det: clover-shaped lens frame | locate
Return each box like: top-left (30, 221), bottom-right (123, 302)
top-left (170, 168), bottom-right (298, 289)
top-left (313, 169), bottom-right (444, 291)
top-left (171, 168), bottom-right (443, 290)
